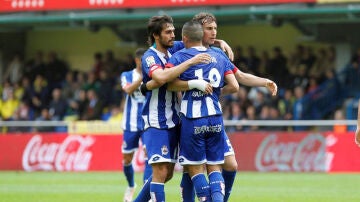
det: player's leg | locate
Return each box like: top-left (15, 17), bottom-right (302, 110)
top-left (135, 127), bottom-right (179, 202)
top-left (207, 165), bottom-right (225, 202)
top-left (222, 130), bottom-right (238, 202)
top-left (179, 116), bottom-right (210, 202)
top-left (142, 146), bottom-right (153, 183)
top-left (206, 115), bottom-right (226, 202)
top-left (180, 166), bottom-right (195, 202)
top-left (122, 130), bottom-right (141, 202)
top-left (141, 132), bottom-right (152, 184)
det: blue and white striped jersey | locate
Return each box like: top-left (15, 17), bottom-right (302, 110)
top-left (166, 46), bottom-right (234, 118)
top-left (211, 46), bottom-right (238, 73)
top-left (120, 69), bottom-right (145, 131)
top-left (141, 41), bottom-right (184, 129)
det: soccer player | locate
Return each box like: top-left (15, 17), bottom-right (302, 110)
top-left (355, 100), bottom-right (360, 146)
top-left (133, 15), bottom-right (212, 202)
top-left (167, 20), bottom-right (239, 202)
top-left (191, 12), bottom-right (278, 202)
top-left (120, 48), bottom-right (152, 202)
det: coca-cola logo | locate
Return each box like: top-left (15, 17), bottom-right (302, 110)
top-left (255, 134), bottom-right (336, 172)
top-left (22, 135), bottom-right (94, 171)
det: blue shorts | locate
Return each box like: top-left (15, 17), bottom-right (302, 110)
top-left (143, 126), bottom-right (180, 164)
top-left (122, 130), bottom-right (144, 154)
top-left (179, 115), bottom-right (224, 165)
top-left (222, 128), bottom-right (235, 156)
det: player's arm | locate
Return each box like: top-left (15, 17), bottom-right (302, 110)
top-left (233, 67), bottom-right (278, 96)
top-left (139, 53), bottom-right (211, 94)
top-left (221, 73), bottom-right (239, 96)
top-left (151, 53), bottom-right (211, 86)
top-left (167, 78), bottom-right (213, 94)
top-left (213, 39), bottom-right (234, 61)
top-left (122, 76), bottom-right (142, 94)
top-left (355, 100), bottom-right (360, 146)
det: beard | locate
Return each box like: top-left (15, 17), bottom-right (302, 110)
top-left (159, 37), bottom-right (174, 49)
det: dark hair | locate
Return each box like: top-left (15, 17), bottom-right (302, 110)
top-left (192, 12), bottom-right (217, 25)
top-left (182, 21), bottom-right (203, 42)
top-left (147, 15), bottom-right (173, 46)
top-left (135, 48), bottom-right (146, 58)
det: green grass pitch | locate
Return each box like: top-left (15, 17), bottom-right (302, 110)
top-left (1, 171), bottom-right (360, 202)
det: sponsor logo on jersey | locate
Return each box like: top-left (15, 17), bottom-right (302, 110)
top-left (146, 56), bottom-right (156, 67)
top-left (161, 145), bottom-right (169, 155)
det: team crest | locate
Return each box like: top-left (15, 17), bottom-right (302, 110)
top-left (161, 145), bottom-right (169, 155)
top-left (122, 142), bottom-right (127, 149)
top-left (146, 56), bottom-right (156, 67)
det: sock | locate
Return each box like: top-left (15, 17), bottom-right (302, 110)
top-left (222, 170), bottom-right (236, 202)
top-left (143, 159), bottom-right (152, 184)
top-left (150, 182), bottom-right (165, 202)
top-left (209, 171), bottom-right (225, 202)
top-left (180, 172), bottom-right (195, 202)
top-left (124, 163), bottom-right (134, 187)
top-left (133, 175), bottom-right (152, 202)
top-left (191, 174), bottom-right (211, 202)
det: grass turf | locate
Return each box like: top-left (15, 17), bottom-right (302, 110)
top-left (1, 171), bottom-right (360, 202)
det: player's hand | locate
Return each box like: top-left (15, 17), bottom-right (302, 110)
top-left (265, 79), bottom-right (278, 96)
top-left (217, 40), bottom-right (234, 61)
top-left (204, 83), bottom-right (213, 94)
top-left (189, 53), bottom-right (211, 65)
top-left (355, 127), bottom-right (360, 147)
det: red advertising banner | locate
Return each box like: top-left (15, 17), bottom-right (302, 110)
top-left (0, 133), bottom-right (125, 171)
top-left (229, 132), bottom-right (360, 172)
top-left (2, 132), bottom-right (359, 172)
top-left (0, 0), bottom-right (316, 13)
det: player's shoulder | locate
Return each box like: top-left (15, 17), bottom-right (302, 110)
top-left (143, 50), bottom-right (158, 68)
top-left (121, 69), bottom-right (133, 77)
top-left (169, 41), bottom-right (185, 54)
top-left (210, 46), bottom-right (231, 61)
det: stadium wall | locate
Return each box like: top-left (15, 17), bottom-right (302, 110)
top-left (1, 132), bottom-right (359, 172)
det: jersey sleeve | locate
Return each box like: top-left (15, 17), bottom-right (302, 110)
top-left (142, 53), bottom-right (163, 78)
top-left (211, 47), bottom-right (238, 73)
top-left (224, 59), bottom-right (235, 76)
top-left (120, 72), bottom-right (130, 89)
top-left (165, 53), bottom-right (181, 69)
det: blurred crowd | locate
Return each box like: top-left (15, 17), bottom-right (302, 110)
top-left (1, 45), bottom-right (360, 133)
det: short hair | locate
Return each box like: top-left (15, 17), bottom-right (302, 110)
top-left (182, 21), bottom-right (203, 42)
top-left (192, 12), bottom-right (217, 25)
top-left (135, 48), bottom-right (146, 58)
top-left (147, 15), bottom-right (173, 46)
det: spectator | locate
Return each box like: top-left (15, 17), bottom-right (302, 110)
top-left (67, 89), bottom-right (88, 120)
top-left (103, 50), bottom-right (120, 82)
top-left (45, 51), bottom-right (69, 90)
top-left (92, 52), bottom-right (104, 80)
top-left (48, 88), bottom-right (68, 120)
top-left (0, 89), bottom-right (19, 121)
top-left (24, 50), bottom-right (46, 81)
top-left (61, 71), bottom-right (76, 99)
top-left (278, 88), bottom-right (295, 120)
top-left (33, 108), bottom-right (53, 132)
top-left (97, 70), bottom-right (114, 106)
top-left (233, 46), bottom-right (248, 72)
top-left (344, 58), bottom-right (360, 97)
top-left (246, 46), bottom-right (261, 75)
top-left (227, 101), bottom-right (245, 132)
top-left (3, 52), bottom-right (23, 85)
top-left (269, 46), bottom-right (288, 88)
top-left (333, 109), bottom-right (347, 133)
top-left (30, 74), bottom-right (50, 116)
top-left (81, 89), bottom-right (104, 120)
